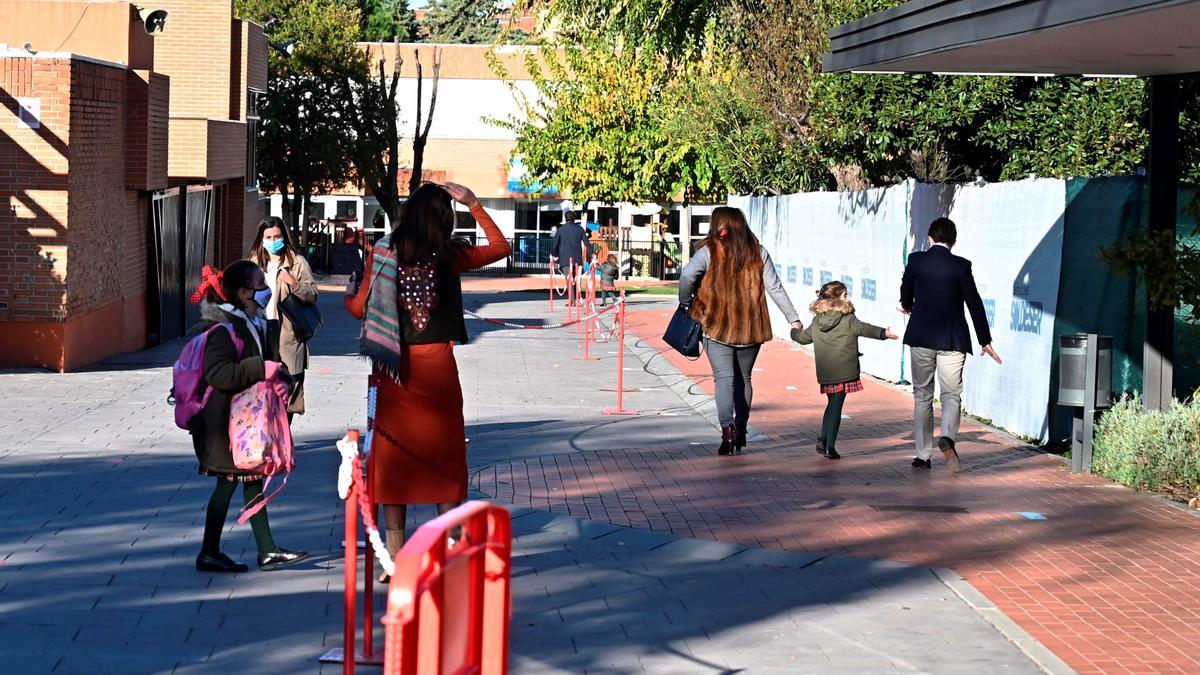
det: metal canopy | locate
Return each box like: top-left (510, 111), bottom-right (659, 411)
top-left (824, 0), bottom-right (1200, 76)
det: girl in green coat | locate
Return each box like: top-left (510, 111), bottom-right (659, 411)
top-left (791, 281), bottom-right (898, 459)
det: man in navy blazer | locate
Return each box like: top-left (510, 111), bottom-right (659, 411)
top-left (900, 218), bottom-right (1002, 472)
top-left (551, 211), bottom-right (588, 305)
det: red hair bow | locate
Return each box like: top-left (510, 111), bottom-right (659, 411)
top-left (190, 265), bottom-right (226, 304)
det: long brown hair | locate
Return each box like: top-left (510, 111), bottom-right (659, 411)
top-left (249, 216), bottom-right (297, 268)
top-left (689, 206), bottom-right (770, 345)
top-left (390, 183), bottom-right (467, 266)
top-left (698, 207), bottom-right (760, 272)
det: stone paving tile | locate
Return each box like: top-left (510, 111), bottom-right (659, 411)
top-left (1, 291), bottom-right (1047, 673)
top-left (471, 301), bottom-right (1200, 674)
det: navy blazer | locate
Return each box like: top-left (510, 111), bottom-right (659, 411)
top-left (900, 246), bottom-right (992, 354)
top-left (552, 222), bottom-right (588, 268)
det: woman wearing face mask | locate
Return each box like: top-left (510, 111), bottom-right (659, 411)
top-left (249, 217), bottom-right (318, 422)
top-left (191, 260), bottom-right (307, 573)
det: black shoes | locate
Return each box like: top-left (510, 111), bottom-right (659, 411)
top-left (734, 425), bottom-right (747, 453)
top-left (938, 436), bottom-right (961, 473)
top-left (911, 457), bottom-right (932, 469)
top-left (258, 548), bottom-right (309, 571)
top-left (816, 440), bottom-right (841, 460)
top-left (196, 551), bottom-right (248, 573)
top-left (718, 424), bottom-right (737, 456)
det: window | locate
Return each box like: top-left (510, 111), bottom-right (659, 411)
top-left (515, 201), bottom-right (561, 232)
top-left (245, 89), bottom-right (263, 189)
top-left (335, 200), bottom-right (358, 221)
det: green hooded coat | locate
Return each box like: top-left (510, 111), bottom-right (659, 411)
top-left (791, 299), bottom-right (888, 386)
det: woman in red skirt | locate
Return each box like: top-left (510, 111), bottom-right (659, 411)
top-left (344, 182), bottom-right (510, 575)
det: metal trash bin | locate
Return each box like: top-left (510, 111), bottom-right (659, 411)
top-left (1056, 334), bottom-right (1113, 474)
top-left (1058, 334), bottom-right (1113, 409)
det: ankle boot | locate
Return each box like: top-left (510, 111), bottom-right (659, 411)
top-left (718, 424), bottom-right (737, 456)
top-left (735, 425), bottom-right (747, 453)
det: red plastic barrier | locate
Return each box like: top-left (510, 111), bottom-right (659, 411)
top-left (383, 502), bottom-right (513, 675)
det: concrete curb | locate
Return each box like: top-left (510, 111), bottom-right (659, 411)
top-left (932, 567), bottom-right (1077, 675)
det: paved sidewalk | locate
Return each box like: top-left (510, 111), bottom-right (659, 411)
top-left (477, 303), bottom-right (1200, 675)
top-left (1, 291), bottom-right (1043, 673)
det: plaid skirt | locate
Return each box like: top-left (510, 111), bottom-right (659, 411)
top-left (821, 379), bottom-right (864, 395)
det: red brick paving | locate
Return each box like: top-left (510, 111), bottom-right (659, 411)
top-left (473, 304), bottom-right (1200, 675)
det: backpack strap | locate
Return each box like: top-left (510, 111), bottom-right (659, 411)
top-left (217, 322), bottom-right (245, 360)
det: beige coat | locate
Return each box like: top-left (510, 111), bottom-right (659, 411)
top-left (263, 253), bottom-right (317, 414)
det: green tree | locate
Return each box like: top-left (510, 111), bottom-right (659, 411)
top-left (235, 0), bottom-right (368, 239)
top-left (421, 0), bottom-right (503, 44)
top-left (491, 39), bottom-right (718, 204)
top-left (361, 0), bottom-right (417, 41)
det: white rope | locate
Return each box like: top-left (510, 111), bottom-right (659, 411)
top-left (336, 432), bottom-right (394, 576)
top-left (336, 436), bottom-right (357, 500)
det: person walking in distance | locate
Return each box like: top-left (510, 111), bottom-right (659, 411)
top-left (551, 210), bottom-right (587, 304)
top-left (248, 217), bottom-right (318, 424)
top-left (344, 182), bottom-right (511, 581)
top-left (900, 217), bottom-right (1002, 472)
top-left (678, 206), bottom-right (804, 456)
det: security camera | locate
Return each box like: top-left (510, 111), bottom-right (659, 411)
top-left (135, 7), bottom-right (169, 35)
top-left (271, 40), bottom-right (296, 57)
top-left (22, 42), bottom-right (35, 54)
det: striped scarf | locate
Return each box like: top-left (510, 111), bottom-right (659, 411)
top-left (361, 236), bottom-right (404, 383)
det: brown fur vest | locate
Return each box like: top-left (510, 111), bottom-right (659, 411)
top-left (689, 243), bottom-right (773, 345)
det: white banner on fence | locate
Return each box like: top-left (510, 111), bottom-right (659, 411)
top-left (925, 179), bottom-right (1066, 442)
top-left (736, 186), bottom-right (911, 382)
top-left (733, 177), bottom-right (1066, 442)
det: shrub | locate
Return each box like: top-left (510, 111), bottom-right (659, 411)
top-left (1092, 394), bottom-right (1200, 501)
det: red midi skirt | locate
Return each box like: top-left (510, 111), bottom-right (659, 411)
top-left (370, 342), bottom-right (467, 505)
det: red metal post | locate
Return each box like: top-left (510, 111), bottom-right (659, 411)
top-left (343, 463), bottom-right (358, 675)
top-left (363, 449), bottom-right (376, 659)
top-left (602, 292), bottom-right (638, 415)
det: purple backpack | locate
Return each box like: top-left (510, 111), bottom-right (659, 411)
top-left (170, 323), bottom-right (244, 430)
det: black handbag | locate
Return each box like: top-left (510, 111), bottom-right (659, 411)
top-left (279, 293), bottom-right (323, 343)
top-left (663, 305), bottom-right (702, 358)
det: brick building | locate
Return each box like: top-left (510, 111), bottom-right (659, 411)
top-left (0, 0), bottom-right (267, 370)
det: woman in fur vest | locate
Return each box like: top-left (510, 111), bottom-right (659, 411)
top-left (678, 206), bottom-right (804, 456)
top-left (790, 281), bottom-right (898, 459)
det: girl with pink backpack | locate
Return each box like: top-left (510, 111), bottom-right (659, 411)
top-left (188, 260), bottom-right (307, 573)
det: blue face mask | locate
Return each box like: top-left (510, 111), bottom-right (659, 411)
top-left (253, 287), bottom-right (272, 310)
top-left (265, 239), bottom-right (286, 255)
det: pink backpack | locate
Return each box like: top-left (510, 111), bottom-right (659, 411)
top-left (170, 324), bottom-right (244, 430)
top-left (230, 370), bottom-right (294, 523)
